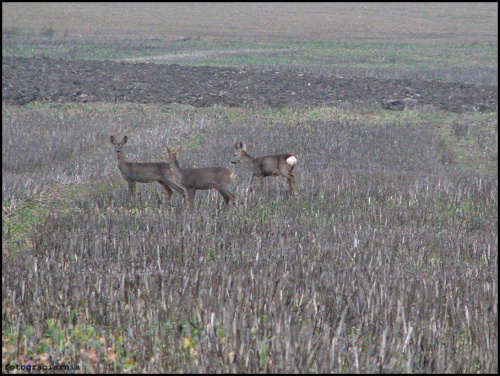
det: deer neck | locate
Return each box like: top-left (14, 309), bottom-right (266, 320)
top-left (241, 150), bottom-right (255, 164)
top-left (116, 151), bottom-right (127, 168)
top-left (169, 157), bottom-right (183, 177)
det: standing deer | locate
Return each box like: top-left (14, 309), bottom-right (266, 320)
top-left (110, 135), bottom-right (185, 201)
top-left (231, 141), bottom-right (298, 196)
top-left (165, 146), bottom-right (236, 211)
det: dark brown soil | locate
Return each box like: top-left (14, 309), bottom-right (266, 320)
top-left (2, 56), bottom-right (497, 113)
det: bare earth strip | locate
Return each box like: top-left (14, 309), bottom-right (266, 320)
top-left (2, 56), bottom-right (497, 113)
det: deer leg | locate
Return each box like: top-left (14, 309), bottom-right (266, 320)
top-left (229, 189), bottom-right (236, 204)
top-left (287, 177), bottom-right (298, 196)
top-left (287, 171), bottom-right (297, 196)
top-left (160, 173), bottom-right (186, 196)
top-left (217, 186), bottom-right (236, 206)
top-left (259, 176), bottom-right (265, 191)
top-left (279, 168), bottom-right (297, 196)
top-left (127, 181), bottom-right (136, 199)
top-left (157, 181), bottom-right (173, 202)
top-left (186, 188), bottom-right (196, 211)
top-left (217, 189), bottom-right (230, 205)
top-left (248, 175), bottom-right (255, 190)
top-left (171, 181), bottom-right (187, 196)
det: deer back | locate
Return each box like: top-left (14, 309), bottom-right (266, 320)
top-left (176, 167), bottom-right (233, 189)
top-left (254, 154), bottom-right (296, 177)
top-left (121, 162), bottom-right (175, 183)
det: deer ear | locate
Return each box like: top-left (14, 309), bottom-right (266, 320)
top-left (241, 142), bottom-right (246, 151)
top-left (110, 136), bottom-right (115, 144)
top-left (122, 136), bottom-right (128, 144)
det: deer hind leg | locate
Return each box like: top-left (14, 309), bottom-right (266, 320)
top-left (217, 186), bottom-right (236, 206)
top-left (186, 188), bottom-right (196, 211)
top-left (161, 172), bottom-right (186, 196)
top-left (258, 176), bottom-right (265, 191)
top-left (279, 167), bottom-right (297, 196)
top-left (287, 177), bottom-right (298, 196)
top-left (157, 181), bottom-right (173, 202)
top-left (288, 170), bottom-right (297, 196)
top-left (164, 178), bottom-right (186, 196)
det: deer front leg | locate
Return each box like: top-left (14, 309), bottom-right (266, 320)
top-left (248, 175), bottom-right (255, 191)
top-left (127, 181), bottom-right (136, 199)
top-left (186, 188), bottom-right (196, 211)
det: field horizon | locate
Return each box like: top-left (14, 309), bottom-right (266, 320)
top-left (3, 2), bottom-right (498, 44)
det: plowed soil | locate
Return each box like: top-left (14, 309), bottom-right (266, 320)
top-left (2, 56), bottom-right (497, 113)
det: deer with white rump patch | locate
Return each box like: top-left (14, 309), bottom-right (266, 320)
top-left (110, 136), bottom-right (185, 201)
top-left (165, 146), bottom-right (236, 211)
top-left (231, 141), bottom-right (297, 196)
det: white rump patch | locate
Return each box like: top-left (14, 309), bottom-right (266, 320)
top-left (286, 156), bottom-right (297, 166)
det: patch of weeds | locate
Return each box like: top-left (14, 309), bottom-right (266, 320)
top-left (2, 198), bottom-right (46, 253)
top-left (183, 134), bottom-right (205, 149)
top-left (3, 26), bottom-right (21, 37)
top-left (2, 180), bottom-right (114, 254)
top-left (40, 25), bottom-right (56, 37)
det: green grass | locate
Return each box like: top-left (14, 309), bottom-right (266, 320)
top-left (2, 180), bottom-right (110, 253)
top-left (3, 37), bottom-right (497, 84)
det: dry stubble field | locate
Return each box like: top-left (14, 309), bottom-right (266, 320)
top-left (2, 3), bottom-right (498, 374)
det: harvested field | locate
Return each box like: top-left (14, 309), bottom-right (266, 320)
top-left (2, 2), bottom-right (498, 374)
top-left (2, 3), bottom-right (498, 44)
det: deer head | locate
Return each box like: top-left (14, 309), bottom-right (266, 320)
top-left (110, 135), bottom-right (128, 156)
top-left (231, 141), bottom-right (247, 164)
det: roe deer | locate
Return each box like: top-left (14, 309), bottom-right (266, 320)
top-left (110, 136), bottom-right (185, 201)
top-left (165, 146), bottom-right (236, 211)
top-left (231, 141), bottom-right (297, 196)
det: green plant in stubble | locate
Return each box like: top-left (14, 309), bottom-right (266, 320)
top-left (3, 26), bottom-right (21, 37)
top-left (205, 247), bottom-right (216, 261)
top-left (40, 25), bottom-right (56, 37)
top-left (3, 200), bottom-right (46, 253)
